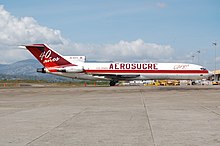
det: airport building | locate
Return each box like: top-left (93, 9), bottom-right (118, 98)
top-left (213, 70), bottom-right (220, 81)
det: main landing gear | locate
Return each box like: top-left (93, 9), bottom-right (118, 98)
top-left (109, 80), bottom-right (118, 86)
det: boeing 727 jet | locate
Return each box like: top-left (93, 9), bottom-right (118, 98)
top-left (24, 44), bottom-right (212, 86)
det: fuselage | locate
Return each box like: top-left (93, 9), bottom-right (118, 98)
top-left (51, 62), bottom-right (211, 81)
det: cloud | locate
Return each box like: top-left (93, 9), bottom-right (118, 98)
top-left (53, 39), bottom-right (174, 62)
top-left (100, 39), bottom-right (173, 61)
top-left (156, 2), bottom-right (167, 8)
top-left (0, 5), bottom-right (173, 64)
top-left (0, 5), bottom-right (64, 45)
top-left (0, 5), bottom-right (65, 63)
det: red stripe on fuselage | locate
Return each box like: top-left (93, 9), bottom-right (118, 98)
top-left (84, 69), bottom-right (209, 74)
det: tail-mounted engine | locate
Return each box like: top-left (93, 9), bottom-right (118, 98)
top-left (37, 66), bottom-right (84, 73)
top-left (37, 68), bottom-right (46, 73)
top-left (57, 66), bottom-right (84, 73)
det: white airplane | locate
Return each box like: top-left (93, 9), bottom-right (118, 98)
top-left (24, 44), bottom-right (212, 86)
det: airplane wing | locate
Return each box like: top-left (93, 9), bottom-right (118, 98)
top-left (91, 74), bottom-right (140, 80)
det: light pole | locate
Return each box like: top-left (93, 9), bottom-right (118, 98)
top-left (191, 55), bottom-right (195, 63)
top-left (213, 42), bottom-right (217, 80)
top-left (197, 50), bottom-right (200, 64)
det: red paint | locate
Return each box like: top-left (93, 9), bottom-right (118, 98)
top-left (109, 63), bottom-right (158, 70)
top-left (26, 44), bottom-right (72, 68)
top-left (84, 69), bottom-right (209, 74)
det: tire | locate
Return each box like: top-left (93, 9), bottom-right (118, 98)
top-left (109, 81), bottom-right (116, 86)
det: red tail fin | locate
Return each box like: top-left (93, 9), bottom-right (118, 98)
top-left (25, 44), bottom-right (72, 67)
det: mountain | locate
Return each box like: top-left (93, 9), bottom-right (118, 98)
top-left (0, 59), bottom-right (42, 76)
top-left (0, 59), bottom-right (72, 82)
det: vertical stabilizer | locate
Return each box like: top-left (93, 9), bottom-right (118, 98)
top-left (25, 44), bottom-right (72, 67)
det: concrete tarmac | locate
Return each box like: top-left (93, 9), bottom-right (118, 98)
top-left (0, 86), bottom-right (220, 146)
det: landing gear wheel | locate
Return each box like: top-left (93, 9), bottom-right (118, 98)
top-left (110, 80), bottom-right (117, 86)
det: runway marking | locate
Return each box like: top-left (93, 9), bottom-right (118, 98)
top-left (193, 91), bottom-right (220, 119)
top-left (25, 108), bottom-right (88, 146)
top-left (139, 87), bottom-right (156, 146)
top-left (200, 105), bottom-right (220, 118)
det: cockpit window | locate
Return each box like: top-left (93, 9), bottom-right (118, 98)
top-left (200, 68), bottom-right (207, 70)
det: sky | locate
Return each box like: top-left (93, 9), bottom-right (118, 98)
top-left (0, 0), bottom-right (220, 70)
